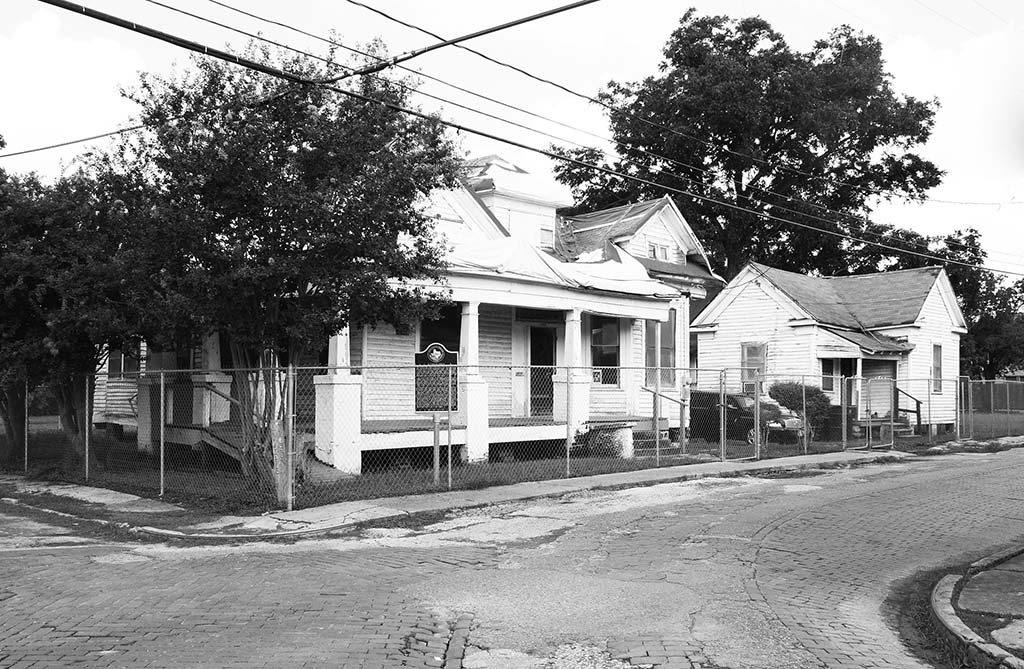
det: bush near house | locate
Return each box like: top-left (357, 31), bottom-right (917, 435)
top-left (769, 382), bottom-right (832, 439)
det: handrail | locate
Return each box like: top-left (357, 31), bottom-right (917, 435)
top-left (199, 382), bottom-right (243, 409)
top-left (640, 386), bottom-right (684, 405)
top-left (896, 386), bottom-right (921, 405)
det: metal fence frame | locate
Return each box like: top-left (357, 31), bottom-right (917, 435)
top-left (7, 368), bottom-right (1024, 510)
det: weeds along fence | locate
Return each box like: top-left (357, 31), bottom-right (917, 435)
top-left (2, 368), bottom-right (1019, 512)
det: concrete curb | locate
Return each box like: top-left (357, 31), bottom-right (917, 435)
top-left (133, 450), bottom-right (908, 541)
top-left (930, 554), bottom-right (1024, 669)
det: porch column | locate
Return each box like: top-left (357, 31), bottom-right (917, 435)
top-left (458, 302), bottom-right (489, 462)
top-left (314, 326), bottom-right (363, 473)
top-left (553, 308), bottom-right (590, 433)
top-left (191, 334), bottom-right (230, 427)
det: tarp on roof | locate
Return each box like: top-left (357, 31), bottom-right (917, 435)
top-left (446, 237), bottom-right (678, 299)
top-left (823, 328), bottom-right (914, 354)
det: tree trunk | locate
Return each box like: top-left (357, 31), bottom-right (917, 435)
top-left (229, 343), bottom-right (286, 503)
top-left (0, 382), bottom-right (26, 465)
top-left (54, 374), bottom-right (98, 473)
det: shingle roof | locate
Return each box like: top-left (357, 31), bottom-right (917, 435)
top-left (561, 200), bottom-right (667, 256)
top-left (751, 263), bottom-right (943, 329)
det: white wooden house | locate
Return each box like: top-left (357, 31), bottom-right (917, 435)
top-left (690, 262), bottom-right (967, 432)
top-left (96, 156), bottom-right (723, 474)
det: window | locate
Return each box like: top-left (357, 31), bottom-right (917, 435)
top-left (689, 332), bottom-right (699, 369)
top-left (539, 226), bottom-right (554, 249)
top-left (933, 344), bottom-right (943, 393)
top-left (645, 309), bottom-right (676, 385)
top-left (647, 242), bottom-right (670, 260)
top-left (590, 315), bottom-right (620, 384)
top-left (740, 342), bottom-right (766, 393)
top-left (821, 359), bottom-right (835, 392)
top-left (108, 348), bottom-right (139, 379)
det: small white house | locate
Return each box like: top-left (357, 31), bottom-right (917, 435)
top-left (690, 263), bottom-right (967, 431)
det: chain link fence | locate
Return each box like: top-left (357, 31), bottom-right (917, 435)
top-left (4, 367), bottom-right (1022, 512)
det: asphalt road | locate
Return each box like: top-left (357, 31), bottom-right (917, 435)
top-left (3, 449), bottom-right (1024, 668)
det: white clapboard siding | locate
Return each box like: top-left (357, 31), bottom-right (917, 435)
top-left (480, 304), bottom-right (514, 417)
top-left (695, 281), bottom-right (813, 391)
top-left (904, 284), bottom-right (960, 424)
top-left (627, 213), bottom-right (685, 263)
top-left (350, 326), bottom-right (363, 369)
top-left (362, 324), bottom-right (417, 420)
top-left (590, 386), bottom-right (627, 415)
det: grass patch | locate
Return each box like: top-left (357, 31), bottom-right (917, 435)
top-left (883, 564), bottom-right (966, 669)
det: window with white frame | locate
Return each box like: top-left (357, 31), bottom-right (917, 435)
top-left (821, 359), bottom-right (836, 392)
top-left (933, 344), bottom-right (943, 393)
top-left (645, 309), bottom-right (676, 385)
top-left (590, 315), bottom-right (620, 384)
top-left (741, 342), bottom-right (766, 393)
top-left (108, 348), bottom-right (140, 379)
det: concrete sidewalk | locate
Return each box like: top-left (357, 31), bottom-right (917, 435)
top-left (932, 547), bottom-right (1024, 668)
top-left (2, 448), bottom-right (905, 536)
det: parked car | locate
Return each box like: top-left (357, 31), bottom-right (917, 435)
top-left (688, 390), bottom-right (804, 445)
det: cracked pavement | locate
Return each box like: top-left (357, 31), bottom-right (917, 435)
top-left (4, 450), bottom-right (1024, 668)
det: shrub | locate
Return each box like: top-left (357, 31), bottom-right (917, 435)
top-left (768, 382), bottom-right (832, 436)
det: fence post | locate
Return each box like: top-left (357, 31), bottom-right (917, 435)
top-left (654, 342), bottom-right (662, 468)
top-left (719, 370), bottom-right (727, 462)
top-left (968, 378), bottom-right (974, 439)
top-left (841, 376), bottom-right (847, 451)
top-left (864, 379), bottom-right (871, 449)
top-left (1007, 381), bottom-right (1012, 438)
top-left (889, 378), bottom-right (896, 449)
top-left (447, 365), bottom-right (453, 491)
top-left (159, 371), bottom-right (165, 497)
top-left (991, 381), bottom-right (996, 439)
top-left (84, 374), bottom-right (90, 482)
top-left (286, 364), bottom-right (295, 512)
top-left (927, 379), bottom-right (933, 444)
top-left (801, 376), bottom-right (808, 455)
top-left (679, 371), bottom-right (688, 454)
top-left (753, 371), bottom-right (761, 460)
top-left (955, 376), bottom-right (962, 442)
top-left (565, 363), bottom-right (572, 478)
top-left (23, 378), bottom-right (29, 473)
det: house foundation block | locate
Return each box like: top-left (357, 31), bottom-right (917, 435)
top-left (314, 373), bottom-right (363, 474)
top-left (457, 375), bottom-right (489, 462)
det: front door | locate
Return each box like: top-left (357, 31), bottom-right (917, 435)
top-left (529, 327), bottom-right (555, 416)
top-left (863, 359), bottom-right (898, 418)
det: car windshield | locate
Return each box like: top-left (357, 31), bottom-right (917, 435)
top-left (734, 396), bottom-right (755, 409)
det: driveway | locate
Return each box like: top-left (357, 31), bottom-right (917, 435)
top-left (3, 450), bottom-right (1024, 668)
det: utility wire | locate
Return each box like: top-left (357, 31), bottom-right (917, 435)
top-left (31, 0), bottom-right (1024, 278)
top-left (12, 1), bottom-right (1018, 268)
top-left (188, 0), bottom-right (1023, 263)
top-left (909, 0), bottom-right (981, 36)
top-left (345, 0), bottom-right (1000, 208)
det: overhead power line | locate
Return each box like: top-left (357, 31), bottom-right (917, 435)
top-left (25, 0), bottom-right (1024, 278)
top-left (174, 0), bottom-right (1024, 264)
top-left (26, 0), bottom-right (1024, 278)
top-left (345, 0), bottom-right (1003, 208)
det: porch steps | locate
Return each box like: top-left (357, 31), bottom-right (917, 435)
top-left (203, 422), bottom-right (243, 461)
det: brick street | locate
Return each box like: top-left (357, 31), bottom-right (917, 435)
top-left (4, 450), bottom-right (1024, 668)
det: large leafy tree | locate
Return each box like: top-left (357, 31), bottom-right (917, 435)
top-left (101, 46), bottom-right (461, 493)
top-left (552, 10), bottom-right (943, 279)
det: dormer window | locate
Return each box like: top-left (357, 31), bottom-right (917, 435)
top-left (648, 243), bottom-right (669, 260)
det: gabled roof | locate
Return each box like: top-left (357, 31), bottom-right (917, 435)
top-left (558, 195), bottom-right (721, 284)
top-left (749, 263), bottom-right (944, 329)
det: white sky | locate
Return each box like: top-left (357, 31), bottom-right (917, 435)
top-left (2, 0), bottom-right (1023, 274)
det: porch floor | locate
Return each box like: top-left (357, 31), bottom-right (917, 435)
top-left (361, 416), bottom-right (564, 434)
